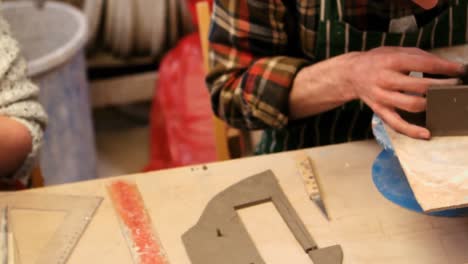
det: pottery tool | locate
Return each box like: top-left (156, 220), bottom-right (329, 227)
top-left (0, 194), bottom-right (102, 264)
top-left (426, 85), bottom-right (468, 136)
top-left (107, 180), bottom-right (169, 264)
top-left (294, 151), bottom-right (330, 220)
top-left (183, 170), bottom-right (343, 264)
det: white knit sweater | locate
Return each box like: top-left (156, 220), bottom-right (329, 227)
top-left (0, 16), bottom-right (47, 185)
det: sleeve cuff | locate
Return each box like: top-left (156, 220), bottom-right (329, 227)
top-left (248, 56), bottom-right (311, 129)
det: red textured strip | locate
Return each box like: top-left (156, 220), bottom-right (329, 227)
top-left (108, 180), bottom-right (168, 264)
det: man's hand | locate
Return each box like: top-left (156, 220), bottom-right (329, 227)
top-left (289, 47), bottom-right (464, 139)
top-left (0, 116), bottom-right (32, 177)
top-left (346, 47), bottom-right (464, 139)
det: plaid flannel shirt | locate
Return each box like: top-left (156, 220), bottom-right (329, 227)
top-left (207, 0), bottom-right (449, 130)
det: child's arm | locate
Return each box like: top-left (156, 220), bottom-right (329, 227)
top-left (0, 115), bottom-right (32, 177)
top-left (0, 16), bottom-right (47, 187)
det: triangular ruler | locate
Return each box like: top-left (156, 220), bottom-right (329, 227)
top-left (0, 194), bottom-right (102, 264)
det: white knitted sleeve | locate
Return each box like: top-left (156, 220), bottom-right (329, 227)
top-left (0, 16), bottom-right (47, 184)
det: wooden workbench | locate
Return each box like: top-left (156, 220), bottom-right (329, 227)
top-left (8, 141), bottom-right (468, 263)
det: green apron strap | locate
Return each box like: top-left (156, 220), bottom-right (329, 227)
top-left (320, 0), bottom-right (341, 22)
top-left (335, 0), bottom-right (344, 22)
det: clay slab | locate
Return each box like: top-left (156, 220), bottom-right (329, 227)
top-left (182, 170), bottom-right (343, 264)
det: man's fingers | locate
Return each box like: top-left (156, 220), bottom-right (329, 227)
top-left (381, 72), bottom-right (461, 94)
top-left (374, 88), bottom-right (426, 113)
top-left (390, 52), bottom-right (465, 76)
top-left (375, 106), bottom-right (431, 139)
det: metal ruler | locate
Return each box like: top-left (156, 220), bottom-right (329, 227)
top-left (0, 194), bottom-right (102, 264)
top-left (294, 151), bottom-right (330, 220)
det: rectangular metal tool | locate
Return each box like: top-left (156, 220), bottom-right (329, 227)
top-left (294, 151), bottom-right (330, 220)
top-left (427, 85), bottom-right (468, 136)
top-left (0, 194), bottom-right (102, 264)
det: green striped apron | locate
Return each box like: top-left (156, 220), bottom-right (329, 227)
top-left (257, 0), bottom-right (468, 154)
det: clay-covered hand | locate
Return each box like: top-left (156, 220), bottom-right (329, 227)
top-left (289, 47), bottom-right (464, 139)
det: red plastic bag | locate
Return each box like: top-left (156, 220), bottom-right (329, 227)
top-left (145, 33), bottom-right (217, 171)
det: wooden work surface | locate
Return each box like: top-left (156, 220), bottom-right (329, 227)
top-left (7, 140), bottom-right (468, 264)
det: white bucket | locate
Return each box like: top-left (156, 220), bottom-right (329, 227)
top-left (2, 1), bottom-right (97, 185)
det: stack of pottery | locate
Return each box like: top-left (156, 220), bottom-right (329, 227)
top-left (84, 0), bottom-right (193, 58)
